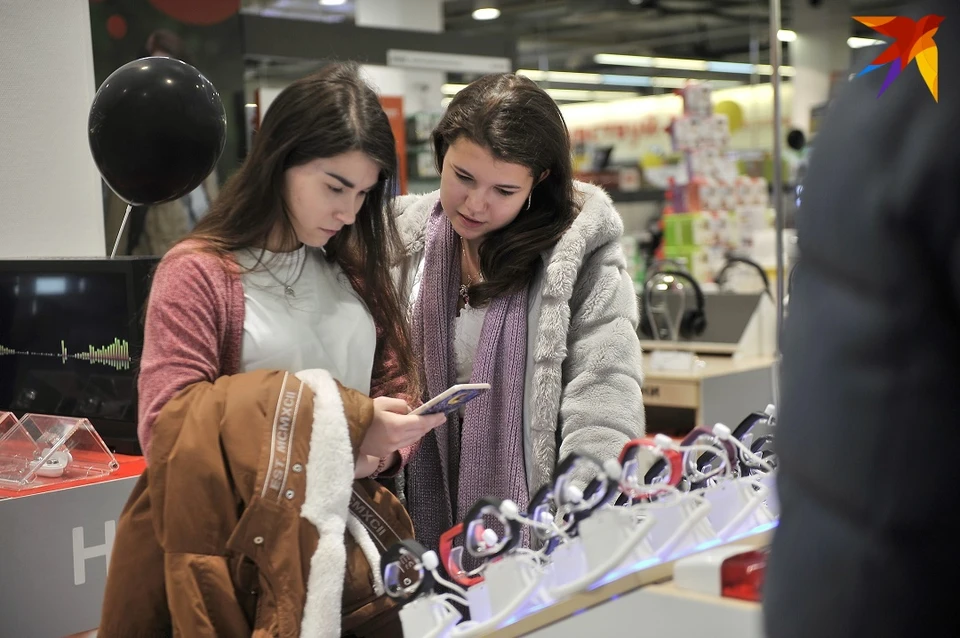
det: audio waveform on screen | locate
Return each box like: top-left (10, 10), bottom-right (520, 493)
top-left (0, 338), bottom-right (131, 371)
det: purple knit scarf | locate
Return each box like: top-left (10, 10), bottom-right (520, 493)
top-left (406, 202), bottom-right (529, 552)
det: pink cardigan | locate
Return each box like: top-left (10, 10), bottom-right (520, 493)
top-left (138, 241), bottom-right (418, 472)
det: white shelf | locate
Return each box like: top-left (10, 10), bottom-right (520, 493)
top-left (487, 527), bottom-right (773, 638)
top-left (526, 581), bottom-right (763, 637)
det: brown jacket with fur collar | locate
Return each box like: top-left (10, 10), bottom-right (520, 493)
top-left (99, 368), bottom-right (413, 638)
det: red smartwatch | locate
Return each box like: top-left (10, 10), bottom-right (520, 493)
top-left (619, 438), bottom-right (683, 499)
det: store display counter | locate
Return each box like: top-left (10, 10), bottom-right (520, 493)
top-left (0, 455), bottom-right (145, 638)
top-left (643, 354), bottom-right (775, 432)
top-left (488, 527), bottom-right (773, 638)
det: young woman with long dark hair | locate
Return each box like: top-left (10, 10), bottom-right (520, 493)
top-left (396, 73), bottom-right (646, 551)
top-left (100, 63), bottom-right (443, 638)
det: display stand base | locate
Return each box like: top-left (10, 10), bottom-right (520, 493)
top-left (0, 413), bottom-right (119, 491)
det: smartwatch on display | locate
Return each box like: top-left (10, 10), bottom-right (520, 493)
top-left (382, 539), bottom-right (436, 603)
top-left (462, 496), bottom-right (522, 560)
top-left (575, 472), bottom-right (620, 521)
top-left (438, 522), bottom-right (485, 588)
top-left (680, 427), bottom-right (739, 487)
top-left (553, 453), bottom-right (617, 531)
top-left (742, 435), bottom-right (776, 475)
top-left (619, 438), bottom-right (683, 500)
top-left (730, 410), bottom-right (778, 475)
top-left (525, 482), bottom-right (565, 554)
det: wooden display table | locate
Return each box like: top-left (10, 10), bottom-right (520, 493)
top-left (643, 354), bottom-right (775, 433)
top-left (489, 527), bottom-right (773, 637)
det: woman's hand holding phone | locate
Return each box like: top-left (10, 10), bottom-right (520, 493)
top-left (360, 396), bottom-right (446, 459)
top-left (354, 454), bottom-right (381, 479)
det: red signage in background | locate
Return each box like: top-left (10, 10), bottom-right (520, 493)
top-left (379, 96), bottom-right (408, 195)
top-left (148, 0), bottom-right (241, 26)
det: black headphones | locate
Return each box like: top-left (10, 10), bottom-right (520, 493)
top-left (639, 270), bottom-right (707, 340)
top-left (715, 255), bottom-right (772, 299)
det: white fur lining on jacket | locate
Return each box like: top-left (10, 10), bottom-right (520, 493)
top-left (295, 369), bottom-right (382, 638)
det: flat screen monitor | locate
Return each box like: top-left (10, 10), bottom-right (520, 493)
top-left (0, 257), bottom-right (159, 455)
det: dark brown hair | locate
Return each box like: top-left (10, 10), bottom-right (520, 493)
top-left (433, 73), bottom-right (579, 306)
top-left (146, 29), bottom-right (189, 63)
top-left (188, 62), bottom-right (417, 397)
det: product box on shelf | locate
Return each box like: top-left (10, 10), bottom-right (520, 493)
top-left (735, 206), bottom-right (771, 230)
top-left (686, 149), bottom-right (739, 184)
top-left (663, 213), bottom-right (692, 247)
top-left (707, 113), bottom-right (732, 148)
top-left (686, 148), bottom-right (719, 181)
top-left (719, 182), bottom-right (737, 212)
top-left (691, 212), bottom-right (720, 246)
top-left (682, 83), bottom-right (713, 118)
top-left (669, 116), bottom-right (700, 152)
top-left (670, 114), bottom-right (732, 152)
top-left (714, 212), bottom-right (741, 248)
top-left (733, 176), bottom-right (769, 207)
top-left (664, 245), bottom-right (715, 283)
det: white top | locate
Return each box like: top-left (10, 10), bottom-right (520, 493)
top-left (235, 246), bottom-right (377, 395)
top-left (408, 252), bottom-right (488, 384)
top-left (454, 304), bottom-right (487, 383)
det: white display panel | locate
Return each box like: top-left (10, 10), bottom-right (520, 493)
top-left (0, 0), bottom-right (105, 258)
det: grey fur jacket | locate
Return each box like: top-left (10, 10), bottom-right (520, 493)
top-left (394, 181), bottom-right (645, 492)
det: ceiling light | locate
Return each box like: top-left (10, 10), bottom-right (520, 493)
top-left (518, 69), bottom-right (605, 83)
top-left (519, 69), bottom-right (657, 88)
top-left (594, 54), bottom-right (707, 72)
top-left (755, 64), bottom-right (795, 76)
top-left (443, 81), bottom-right (633, 102)
top-left (777, 29), bottom-right (797, 42)
top-left (319, 0), bottom-right (347, 5)
top-left (472, 1), bottom-right (500, 20)
top-left (441, 83), bottom-right (469, 95)
top-left (544, 88), bottom-right (635, 102)
top-left (516, 69), bottom-right (744, 90)
top-left (594, 53), bottom-right (795, 76)
top-left (847, 36), bottom-right (885, 48)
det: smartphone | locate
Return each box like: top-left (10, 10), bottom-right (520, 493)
top-left (410, 383), bottom-right (491, 416)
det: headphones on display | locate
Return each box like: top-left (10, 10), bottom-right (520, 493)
top-left (715, 255), bottom-right (772, 299)
top-left (639, 270), bottom-right (708, 340)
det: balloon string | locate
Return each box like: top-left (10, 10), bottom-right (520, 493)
top-left (110, 204), bottom-right (133, 259)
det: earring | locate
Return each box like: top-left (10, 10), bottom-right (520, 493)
top-left (526, 192), bottom-right (533, 211)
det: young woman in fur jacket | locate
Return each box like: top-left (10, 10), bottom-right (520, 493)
top-left (99, 63), bottom-right (444, 638)
top-left (396, 73), bottom-right (646, 551)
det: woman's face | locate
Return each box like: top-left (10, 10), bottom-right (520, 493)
top-left (282, 150), bottom-right (380, 249)
top-left (439, 138), bottom-right (534, 242)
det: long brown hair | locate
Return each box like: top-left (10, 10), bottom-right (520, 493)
top-left (433, 73), bottom-right (580, 307)
top-left (188, 62), bottom-right (417, 397)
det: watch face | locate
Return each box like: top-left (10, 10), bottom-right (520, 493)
top-left (383, 541), bottom-right (433, 602)
top-left (681, 430), bottom-right (733, 484)
top-left (528, 484), bottom-right (559, 540)
top-left (383, 554), bottom-right (422, 598)
top-left (743, 436), bottom-right (777, 475)
top-left (464, 503), bottom-right (515, 558)
top-left (733, 411), bottom-right (777, 474)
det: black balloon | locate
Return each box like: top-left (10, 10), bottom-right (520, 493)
top-left (88, 57), bottom-right (227, 206)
